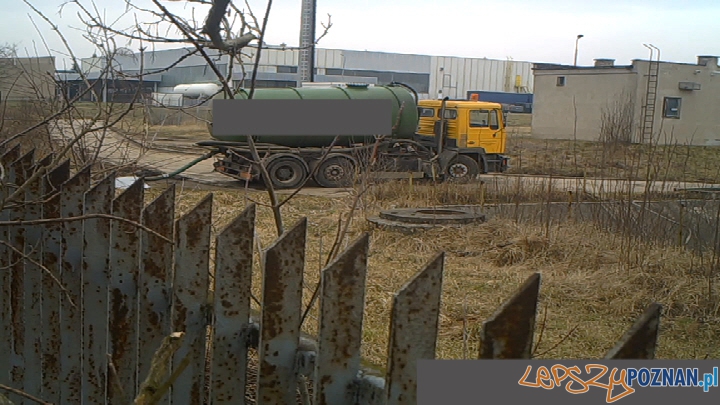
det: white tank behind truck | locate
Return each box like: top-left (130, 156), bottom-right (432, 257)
top-left (172, 83), bottom-right (221, 98)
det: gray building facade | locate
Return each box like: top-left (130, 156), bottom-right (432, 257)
top-left (80, 46), bottom-right (534, 100)
top-left (531, 55), bottom-right (720, 146)
top-left (1, 56), bottom-right (56, 101)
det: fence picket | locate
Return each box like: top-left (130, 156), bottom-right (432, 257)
top-left (171, 194), bottom-right (213, 405)
top-left (59, 165), bottom-right (92, 405)
top-left (0, 144), bottom-right (23, 387)
top-left (82, 173), bottom-right (116, 405)
top-left (107, 178), bottom-right (145, 404)
top-left (605, 303), bottom-right (662, 359)
top-left (314, 233), bottom-right (370, 405)
top-left (22, 153), bottom-right (53, 401)
top-left (7, 149), bottom-right (35, 405)
top-left (210, 203), bottom-right (255, 403)
top-left (256, 218), bottom-right (307, 405)
top-left (478, 273), bottom-right (541, 359)
top-left (39, 160), bottom-right (70, 404)
top-left (0, 143), bottom-right (20, 167)
top-left (385, 252), bottom-right (444, 405)
top-left (137, 184), bottom-right (176, 405)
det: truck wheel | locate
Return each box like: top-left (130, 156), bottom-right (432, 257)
top-left (266, 156), bottom-right (308, 189)
top-left (314, 155), bottom-right (356, 188)
top-left (446, 155), bottom-right (480, 181)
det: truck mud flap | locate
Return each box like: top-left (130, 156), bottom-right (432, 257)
top-left (437, 149), bottom-right (460, 173)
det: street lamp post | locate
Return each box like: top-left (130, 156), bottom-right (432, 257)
top-left (574, 34), bottom-right (584, 66)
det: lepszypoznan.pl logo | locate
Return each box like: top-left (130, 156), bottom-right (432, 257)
top-left (518, 364), bottom-right (719, 403)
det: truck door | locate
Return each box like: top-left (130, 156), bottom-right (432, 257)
top-left (466, 108), bottom-right (503, 153)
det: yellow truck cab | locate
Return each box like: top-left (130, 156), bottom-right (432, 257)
top-left (416, 99), bottom-right (507, 154)
top-left (412, 98), bottom-right (510, 177)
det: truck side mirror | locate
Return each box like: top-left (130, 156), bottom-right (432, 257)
top-left (502, 111), bottom-right (508, 128)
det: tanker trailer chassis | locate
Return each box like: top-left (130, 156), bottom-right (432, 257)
top-left (196, 137), bottom-right (500, 189)
top-left (192, 82), bottom-right (509, 188)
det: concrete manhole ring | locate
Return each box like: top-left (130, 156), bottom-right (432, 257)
top-left (378, 206), bottom-right (486, 225)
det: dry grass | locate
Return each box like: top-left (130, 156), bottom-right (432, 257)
top-left (506, 112), bottom-right (532, 127)
top-left (140, 182), bottom-right (720, 372)
top-left (506, 134), bottom-right (720, 183)
top-left (0, 101), bottom-right (55, 160)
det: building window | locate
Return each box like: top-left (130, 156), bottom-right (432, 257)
top-left (323, 68), bottom-right (431, 93)
top-left (556, 76), bottom-right (566, 86)
top-left (241, 79), bottom-right (296, 88)
top-left (276, 65), bottom-right (298, 74)
top-left (663, 97), bottom-right (681, 118)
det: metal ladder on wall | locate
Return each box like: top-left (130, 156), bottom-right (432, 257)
top-left (298, 0), bottom-right (316, 84)
top-left (641, 44), bottom-right (660, 143)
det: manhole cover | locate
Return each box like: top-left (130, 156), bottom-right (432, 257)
top-left (378, 206), bottom-right (486, 225)
top-left (415, 209), bottom-right (466, 215)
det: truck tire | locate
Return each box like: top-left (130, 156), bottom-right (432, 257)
top-left (445, 155), bottom-right (480, 181)
top-left (314, 155), bottom-right (356, 188)
top-left (265, 156), bottom-right (308, 189)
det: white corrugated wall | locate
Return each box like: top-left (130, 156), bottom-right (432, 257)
top-left (81, 47), bottom-right (535, 96)
top-left (429, 55), bottom-right (534, 98)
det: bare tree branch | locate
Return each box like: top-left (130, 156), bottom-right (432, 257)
top-left (0, 240), bottom-right (77, 309)
top-left (0, 384), bottom-right (53, 405)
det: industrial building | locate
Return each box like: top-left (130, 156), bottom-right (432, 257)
top-left (76, 46), bottom-right (534, 103)
top-left (531, 55), bottom-right (720, 146)
top-left (0, 56), bottom-right (56, 101)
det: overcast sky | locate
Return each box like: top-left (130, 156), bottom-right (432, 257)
top-left (2, 0), bottom-right (719, 69)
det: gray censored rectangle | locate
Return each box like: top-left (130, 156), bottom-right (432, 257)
top-left (418, 360), bottom-right (720, 404)
top-left (212, 99), bottom-right (393, 136)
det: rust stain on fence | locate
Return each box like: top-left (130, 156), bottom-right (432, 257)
top-left (385, 252), bottom-right (444, 405)
top-left (314, 233), bottom-right (369, 405)
top-left (0, 144), bottom-right (22, 387)
top-left (257, 218), bottom-right (307, 405)
top-left (605, 303), bottom-right (662, 359)
top-left (138, 184), bottom-right (176, 405)
top-left (210, 203), bottom-right (255, 403)
top-left (107, 178), bottom-right (144, 403)
top-left (0, 143), bottom-right (21, 168)
top-left (39, 160), bottom-right (69, 404)
top-left (45, 159), bottom-right (71, 196)
top-left (82, 172), bottom-right (116, 404)
top-left (21, 153), bottom-right (52, 401)
top-left (8, 149), bottom-right (35, 401)
top-left (479, 273), bottom-right (541, 359)
top-left (59, 164), bottom-right (92, 405)
top-left (172, 194), bottom-right (213, 405)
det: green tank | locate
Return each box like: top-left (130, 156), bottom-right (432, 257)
top-left (209, 83), bottom-right (419, 148)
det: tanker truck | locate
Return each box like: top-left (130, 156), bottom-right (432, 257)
top-left (196, 82), bottom-right (510, 189)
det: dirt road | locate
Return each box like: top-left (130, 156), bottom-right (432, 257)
top-left (48, 120), bottom-right (720, 197)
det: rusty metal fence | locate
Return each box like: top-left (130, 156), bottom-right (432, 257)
top-left (0, 147), bottom-right (662, 405)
